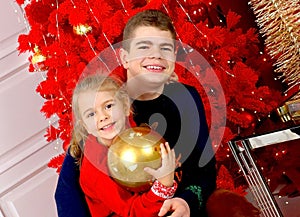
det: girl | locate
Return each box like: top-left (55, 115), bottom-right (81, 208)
top-left (69, 74), bottom-right (177, 217)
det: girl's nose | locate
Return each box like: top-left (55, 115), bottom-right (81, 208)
top-left (96, 111), bottom-right (109, 126)
top-left (99, 113), bottom-right (109, 122)
top-left (96, 113), bottom-right (108, 129)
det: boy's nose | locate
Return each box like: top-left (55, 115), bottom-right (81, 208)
top-left (148, 47), bottom-right (162, 59)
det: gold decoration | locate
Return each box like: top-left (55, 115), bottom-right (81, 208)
top-left (31, 46), bottom-right (47, 71)
top-left (33, 45), bottom-right (40, 53)
top-left (31, 53), bottom-right (46, 65)
top-left (73, 24), bottom-right (92, 35)
top-left (286, 99), bottom-right (300, 120)
top-left (107, 126), bottom-right (165, 192)
top-left (277, 99), bottom-right (300, 123)
top-left (277, 104), bottom-right (291, 122)
top-left (249, 0), bottom-right (300, 92)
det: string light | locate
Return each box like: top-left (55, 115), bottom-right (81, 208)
top-left (73, 24), bottom-right (92, 35)
top-left (119, 0), bottom-right (129, 15)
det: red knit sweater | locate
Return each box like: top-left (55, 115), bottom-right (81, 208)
top-left (80, 135), bottom-right (176, 217)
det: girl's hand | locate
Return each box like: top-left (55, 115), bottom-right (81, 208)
top-left (144, 142), bottom-right (176, 187)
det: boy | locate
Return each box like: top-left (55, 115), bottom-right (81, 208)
top-left (120, 10), bottom-right (216, 217)
top-left (55, 9), bottom-right (216, 217)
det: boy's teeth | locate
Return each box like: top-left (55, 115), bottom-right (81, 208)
top-left (146, 65), bottom-right (162, 70)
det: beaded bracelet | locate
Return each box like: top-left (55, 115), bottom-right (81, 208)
top-left (151, 180), bottom-right (178, 199)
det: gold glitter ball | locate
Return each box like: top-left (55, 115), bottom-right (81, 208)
top-left (108, 126), bottom-right (165, 192)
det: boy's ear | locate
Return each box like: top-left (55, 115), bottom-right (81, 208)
top-left (119, 48), bottom-right (129, 69)
top-left (175, 44), bottom-right (179, 56)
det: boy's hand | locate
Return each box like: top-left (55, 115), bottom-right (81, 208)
top-left (144, 142), bottom-right (176, 187)
top-left (158, 198), bottom-right (190, 217)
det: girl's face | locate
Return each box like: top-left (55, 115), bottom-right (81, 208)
top-left (78, 90), bottom-right (129, 146)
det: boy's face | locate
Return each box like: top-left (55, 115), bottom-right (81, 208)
top-left (120, 26), bottom-right (176, 86)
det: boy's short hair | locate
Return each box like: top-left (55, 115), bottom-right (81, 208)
top-left (122, 9), bottom-right (176, 51)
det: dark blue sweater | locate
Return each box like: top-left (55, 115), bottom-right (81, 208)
top-left (55, 149), bottom-right (91, 217)
top-left (132, 83), bottom-right (216, 216)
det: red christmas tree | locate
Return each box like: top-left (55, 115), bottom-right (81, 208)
top-left (17, 0), bottom-right (283, 193)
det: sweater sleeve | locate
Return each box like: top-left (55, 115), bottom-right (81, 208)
top-left (80, 155), bottom-right (177, 217)
top-left (54, 149), bottom-right (91, 217)
top-left (183, 85), bottom-right (217, 216)
top-left (167, 84), bottom-right (217, 216)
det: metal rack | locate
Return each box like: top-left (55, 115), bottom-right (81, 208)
top-left (228, 125), bottom-right (300, 217)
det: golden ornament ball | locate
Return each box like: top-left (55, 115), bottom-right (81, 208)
top-left (108, 126), bottom-right (165, 192)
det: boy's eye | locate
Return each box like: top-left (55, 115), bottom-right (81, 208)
top-left (138, 45), bottom-right (149, 50)
top-left (161, 47), bottom-right (173, 52)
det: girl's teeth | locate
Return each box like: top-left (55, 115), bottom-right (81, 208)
top-left (102, 123), bottom-right (112, 130)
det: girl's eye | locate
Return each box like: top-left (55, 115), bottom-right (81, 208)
top-left (105, 103), bottom-right (115, 110)
top-left (87, 112), bottom-right (95, 118)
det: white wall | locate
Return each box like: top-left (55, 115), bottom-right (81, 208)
top-left (0, 1), bottom-right (63, 216)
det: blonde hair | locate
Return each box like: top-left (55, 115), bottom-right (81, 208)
top-left (69, 74), bottom-right (129, 165)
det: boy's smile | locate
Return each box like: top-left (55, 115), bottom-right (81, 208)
top-left (143, 64), bottom-right (166, 72)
